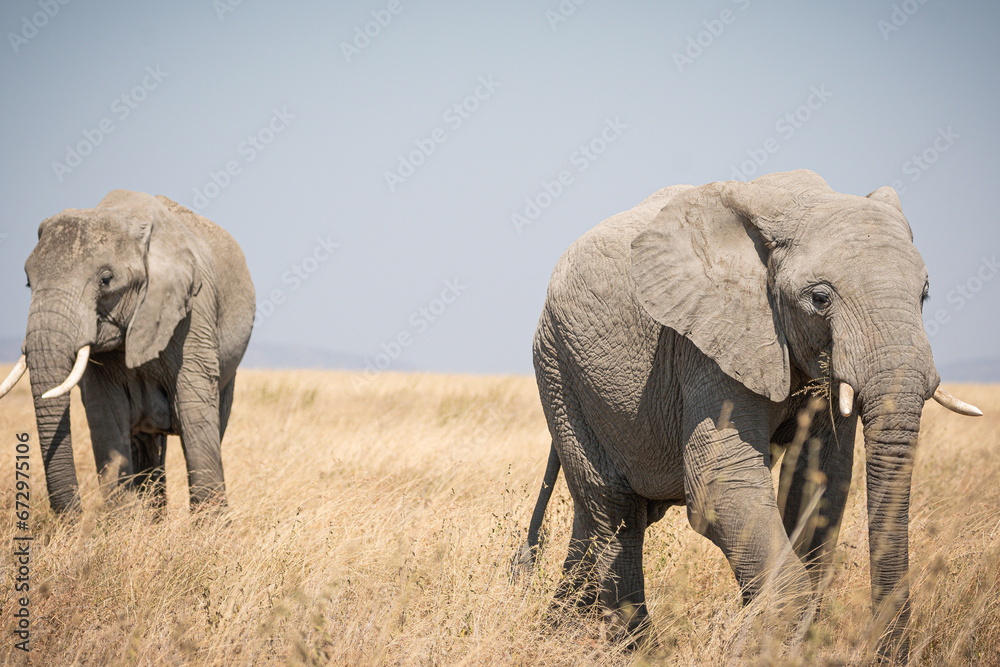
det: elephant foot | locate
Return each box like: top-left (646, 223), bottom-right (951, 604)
top-left (553, 573), bottom-right (601, 612)
top-left (872, 630), bottom-right (909, 665)
top-left (604, 601), bottom-right (652, 651)
top-left (48, 489), bottom-right (83, 515)
top-left (190, 493), bottom-right (230, 528)
top-left (510, 544), bottom-right (532, 583)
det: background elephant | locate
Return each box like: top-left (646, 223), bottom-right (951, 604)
top-left (521, 169), bottom-right (980, 660)
top-left (0, 190), bottom-right (255, 513)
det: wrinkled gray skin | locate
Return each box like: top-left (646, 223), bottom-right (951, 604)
top-left (523, 170), bottom-right (949, 660)
top-left (21, 190), bottom-right (254, 513)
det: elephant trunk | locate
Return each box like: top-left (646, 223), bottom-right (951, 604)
top-left (858, 371), bottom-right (924, 662)
top-left (26, 332), bottom-right (81, 513)
top-left (24, 288), bottom-right (94, 513)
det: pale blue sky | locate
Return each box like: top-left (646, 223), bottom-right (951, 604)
top-left (1, 1), bottom-right (997, 375)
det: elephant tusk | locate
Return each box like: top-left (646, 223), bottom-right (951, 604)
top-left (41, 346), bottom-right (91, 400)
top-left (838, 382), bottom-right (854, 418)
top-left (0, 355), bottom-right (27, 399)
top-left (932, 387), bottom-right (983, 417)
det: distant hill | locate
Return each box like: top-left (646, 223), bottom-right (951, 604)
top-left (240, 340), bottom-right (385, 371)
top-left (2, 335), bottom-right (996, 381)
top-left (0, 336), bottom-right (400, 372)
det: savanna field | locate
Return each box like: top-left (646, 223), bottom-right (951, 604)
top-left (0, 366), bottom-right (997, 665)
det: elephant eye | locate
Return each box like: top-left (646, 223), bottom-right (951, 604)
top-left (811, 289), bottom-right (832, 311)
top-left (99, 273), bottom-right (113, 288)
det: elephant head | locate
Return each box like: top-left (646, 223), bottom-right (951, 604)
top-left (631, 169), bottom-right (980, 657)
top-left (0, 190), bottom-right (201, 512)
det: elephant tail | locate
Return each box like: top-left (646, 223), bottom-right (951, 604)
top-left (513, 442), bottom-right (561, 576)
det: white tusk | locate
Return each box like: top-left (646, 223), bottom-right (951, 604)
top-left (0, 355), bottom-right (27, 399)
top-left (933, 387), bottom-right (983, 417)
top-left (838, 382), bottom-right (854, 418)
top-left (41, 346), bottom-right (90, 400)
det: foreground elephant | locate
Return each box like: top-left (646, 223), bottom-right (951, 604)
top-left (0, 190), bottom-right (254, 513)
top-left (521, 169), bottom-right (980, 660)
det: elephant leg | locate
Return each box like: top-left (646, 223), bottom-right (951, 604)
top-left (598, 506), bottom-right (649, 642)
top-left (555, 471), bottom-right (650, 642)
top-left (775, 400), bottom-right (857, 590)
top-left (681, 369), bottom-right (811, 614)
top-left (176, 370), bottom-right (225, 510)
top-left (130, 432), bottom-right (167, 513)
top-left (557, 506), bottom-right (601, 609)
top-left (176, 389), bottom-right (225, 509)
top-left (539, 371), bottom-right (649, 640)
top-left (80, 369), bottom-right (133, 501)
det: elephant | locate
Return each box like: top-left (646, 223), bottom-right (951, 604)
top-left (0, 190), bottom-right (255, 514)
top-left (519, 169), bottom-right (981, 660)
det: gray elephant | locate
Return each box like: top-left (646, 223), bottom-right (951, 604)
top-left (0, 190), bottom-right (254, 513)
top-left (520, 170), bottom-right (980, 659)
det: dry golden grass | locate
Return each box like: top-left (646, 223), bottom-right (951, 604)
top-left (0, 366), bottom-right (997, 665)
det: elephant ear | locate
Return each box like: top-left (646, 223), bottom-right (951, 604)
top-left (865, 185), bottom-right (903, 212)
top-left (865, 185), bottom-right (910, 239)
top-left (122, 196), bottom-right (201, 368)
top-left (631, 181), bottom-right (798, 402)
